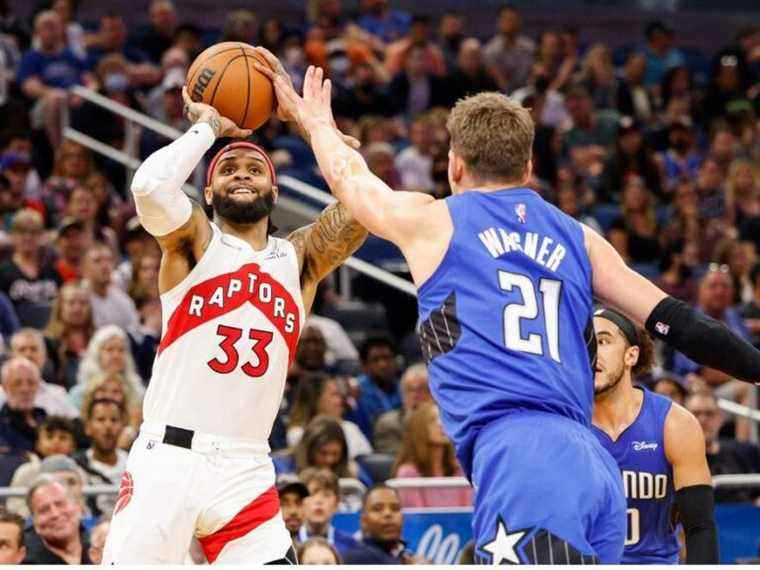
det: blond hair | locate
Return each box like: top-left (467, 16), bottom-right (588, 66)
top-left (446, 92), bottom-right (534, 184)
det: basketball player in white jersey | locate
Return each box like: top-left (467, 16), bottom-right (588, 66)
top-left (102, 68), bottom-right (367, 563)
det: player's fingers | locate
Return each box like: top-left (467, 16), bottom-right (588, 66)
top-left (253, 61), bottom-right (275, 80)
top-left (304, 66), bottom-right (316, 98)
top-left (253, 46), bottom-right (281, 71)
top-left (342, 133), bottom-right (361, 149)
top-left (321, 78), bottom-right (332, 104)
top-left (181, 85), bottom-right (192, 105)
top-left (314, 67), bottom-right (324, 92)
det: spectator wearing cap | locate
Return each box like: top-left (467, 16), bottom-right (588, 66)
top-left (298, 468), bottom-right (361, 558)
top-left (443, 38), bottom-right (499, 107)
top-left (23, 475), bottom-right (92, 564)
top-left (343, 485), bottom-right (417, 564)
top-left (54, 218), bottom-right (89, 284)
top-left (357, 0), bottom-right (411, 44)
top-left (642, 21), bottom-right (685, 89)
top-left (653, 373), bottom-right (689, 406)
top-left (600, 116), bottom-right (662, 203)
top-left (7, 328), bottom-right (79, 417)
top-left (16, 10), bottom-right (95, 148)
top-left (81, 243), bottom-right (139, 331)
top-left (278, 476), bottom-right (309, 541)
top-left (483, 4), bottom-right (534, 92)
top-left (0, 209), bottom-right (61, 328)
top-left (0, 357), bottom-right (46, 454)
top-left (0, 508), bottom-right (26, 564)
top-left (114, 217), bottom-right (156, 291)
top-left (85, 12), bottom-right (158, 86)
top-left (673, 267), bottom-right (751, 382)
top-left (695, 156), bottom-right (727, 222)
top-left (616, 53), bottom-right (653, 124)
top-left (127, 0), bottom-right (178, 64)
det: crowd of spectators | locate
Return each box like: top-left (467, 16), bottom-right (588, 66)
top-left (0, 0), bottom-right (758, 564)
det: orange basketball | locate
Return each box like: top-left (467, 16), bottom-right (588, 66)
top-left (186, 42), bottom-right (274, 131)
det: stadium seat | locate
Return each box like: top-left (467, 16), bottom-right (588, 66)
top-left (356, 453), bottom-right (396, 484)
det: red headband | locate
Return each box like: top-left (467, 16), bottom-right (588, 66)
top-left (205, 142), bottom-right (277, 187)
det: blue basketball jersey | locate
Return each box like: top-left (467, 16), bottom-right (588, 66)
top-left (417, 188), bottom-right (596, 478)
top-left (592, 388), bottom-right (679, 564)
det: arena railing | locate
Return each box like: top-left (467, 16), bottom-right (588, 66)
top-left (62, 85), bottom-right (417, 299)
top-left (0, 474), bottom-right (758, 501)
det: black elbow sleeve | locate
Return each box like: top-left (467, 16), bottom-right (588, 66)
top-left (675, 484), bottom-right (719, 564)
top-left (645, 296), bottom-right (760, 383)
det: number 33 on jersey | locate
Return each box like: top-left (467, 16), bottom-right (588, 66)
top-left (143, 225), bottom-right (305, 442)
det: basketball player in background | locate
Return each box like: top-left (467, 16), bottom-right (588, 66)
top-left (101, 74), bottom-right (367, 562)
top-left (591, 308), bottom-right (718, 564)
top-left (257, 56), bottom-right (760, 563)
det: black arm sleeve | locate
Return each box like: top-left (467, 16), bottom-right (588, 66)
top-left (674, 484), bottom-right (719, 564)
top-left (646, 296), bottom-right (760, 383)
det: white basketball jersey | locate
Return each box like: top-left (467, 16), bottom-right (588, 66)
top-left (144, 223), bottom-right (305, 442)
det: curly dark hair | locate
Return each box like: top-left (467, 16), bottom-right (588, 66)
top-left (631, 327), bottom-right (655, 376)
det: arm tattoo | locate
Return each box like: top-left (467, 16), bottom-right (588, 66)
top-left (198, 114), bottom-right (221, 138)
top-left (293, 202), bottom-right (367, 285)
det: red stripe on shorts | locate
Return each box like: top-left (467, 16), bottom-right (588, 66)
top-left (198, 485), bottom-right (281, 563)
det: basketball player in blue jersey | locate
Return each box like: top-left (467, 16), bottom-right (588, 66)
top-left (591, 308), bottom-right (718, 564)
top-left (256, 54), bottom-right (760, 563)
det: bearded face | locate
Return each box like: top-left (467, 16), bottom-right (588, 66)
top-left (206, 149), bottom-right (277, 224)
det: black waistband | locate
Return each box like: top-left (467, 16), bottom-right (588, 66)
top-left (163, 425), bottom-right (194, 449)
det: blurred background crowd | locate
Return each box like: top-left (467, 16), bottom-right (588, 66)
top-left (0, 0), bottom-right (757, 564)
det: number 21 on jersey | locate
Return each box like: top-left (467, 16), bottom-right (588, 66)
top-left (498, 270), bottom-right (562, 362)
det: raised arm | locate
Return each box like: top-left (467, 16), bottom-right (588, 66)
top-left (585, 224), bottom-right (760, 383)
top-left (132, 88), bottom-right (251, 293)
top-left (254, 59), bottom-right (436, 247)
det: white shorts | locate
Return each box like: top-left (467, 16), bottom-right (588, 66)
top-left (102, 422), bottom-right (293, 564)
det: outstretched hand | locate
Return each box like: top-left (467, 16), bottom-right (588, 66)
top-left (252, 52), bottom-right (359, 150)
top-left (181, 86), bottom-right (252, 139)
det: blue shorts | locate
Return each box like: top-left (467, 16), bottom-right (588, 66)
top-left (471, 411), bottom-right (626, 564)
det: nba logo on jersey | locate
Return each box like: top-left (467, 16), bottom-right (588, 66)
top-left (515, 203), bottom-right (527, 223)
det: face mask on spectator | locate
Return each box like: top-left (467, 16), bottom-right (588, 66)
top-left (104, 73), bottom-right (129, 93)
